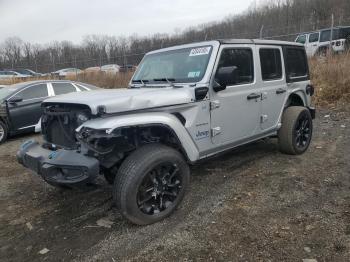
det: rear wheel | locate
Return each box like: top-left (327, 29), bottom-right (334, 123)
top-left (0, 121), bottom-right (8, 144)
top-left (278, 106), bottom-right (313, 155)
top-left (114, 144), bottom-right (190, 225)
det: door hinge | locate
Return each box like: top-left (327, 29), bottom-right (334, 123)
top-left (211, 127), bottom-right (221, 137)
top-left (261, 92), bottom-right (268, 100)
top-left (210, 100), bottom-right (220, 110)
top-left (260, 115), bottom-right (268, 123)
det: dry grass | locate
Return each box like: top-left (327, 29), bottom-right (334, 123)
top-left (0, 71), bottom-right (133, 89)
top-left (310, 52), bottom-right (350, 107)
top-left (65, 71), bottom-right (133, 89)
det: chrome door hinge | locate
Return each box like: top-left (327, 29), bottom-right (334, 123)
top-left (211, 127), bottom-right (221, 137)
top-left (210, 100), bottom-right (220, 110)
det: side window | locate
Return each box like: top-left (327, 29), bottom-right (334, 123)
top-left (296, 35), bottom-right (306, 44)
top-left (259, 49), bottom-right (282, 81)
top-left (216, 48), bottom-right (254, 86)
top-left (320, 30), bottom-right (331, 42)
top-left (19, 84), bottom-right (48, 100)
top-left (52, 83), bottom-right (77, 95)
top-left (284, 48), bottom-right (309, 82)
top-left (309, 33), bottom-right (319, 43)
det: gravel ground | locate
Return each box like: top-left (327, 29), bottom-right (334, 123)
top-left (0, 108), bottom-right (350, 262)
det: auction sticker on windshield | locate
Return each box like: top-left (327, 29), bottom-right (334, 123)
top-left (189, 46), bottom-right (211, 56)
top-left (188, 71), bottom-right (201, 78)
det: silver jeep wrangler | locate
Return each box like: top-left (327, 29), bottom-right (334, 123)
top-left (17, 39), bottom-right (315, 225)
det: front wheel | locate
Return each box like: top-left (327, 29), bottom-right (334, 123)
top-left (114, 144), bottom-right (190, 225)
top-left (278, 106), bottom-right (313, 155)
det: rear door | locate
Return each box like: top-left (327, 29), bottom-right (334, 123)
top-left (210, 44), bottom-right (262, 145)
top-left (258, 46), bottom-right (287, 131)
top-left (8, 83), bottom-right (49, 131)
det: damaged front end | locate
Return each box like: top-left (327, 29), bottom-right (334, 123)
top-left (17, 103), bottom-right (140, 186)
top-left (17, 103), bottom-right (104, 186)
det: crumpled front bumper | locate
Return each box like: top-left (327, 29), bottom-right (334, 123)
top-left (17, 140), bottom-right (99, 186)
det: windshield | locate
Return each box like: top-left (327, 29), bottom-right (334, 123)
top-left (132, 46), bottom-right (213, 83)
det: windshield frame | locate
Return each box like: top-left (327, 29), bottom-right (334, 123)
top-left (131, 41), bottom-right (220, 86)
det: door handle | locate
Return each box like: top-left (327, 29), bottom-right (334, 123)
top-left (247, 93), bottom-right (261, 100)
top-left (276, 88), bottom-right (286, 95)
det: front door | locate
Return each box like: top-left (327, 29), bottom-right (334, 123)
top-left (8, 83), bottom-right (49, 131)
top-left (210, 45), bottom-right (262, 145)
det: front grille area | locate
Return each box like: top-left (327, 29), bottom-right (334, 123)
top-left (41, 104), bottom-right (91, 148)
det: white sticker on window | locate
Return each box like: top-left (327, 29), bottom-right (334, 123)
top-left (188, 71), bottom-right (201, 78)
top-left (189, 47), bottom-right (211, 56)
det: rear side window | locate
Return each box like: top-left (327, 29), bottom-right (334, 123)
top-left (19, 84), bottom-right (48, 100)
top-left (52, 83), bottom-right (76, 95)
top-left (259, 49), bottom-right (282, 81)
top-left (284, 47), bottom-right (309, 82)
top-left (309, 33), bottom-right (319, 43)
top-left (217, 48), bottom-right (254, 86)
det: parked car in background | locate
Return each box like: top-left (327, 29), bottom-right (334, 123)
top-left (12, 68), bottom-right (44, 77)
top-left (296, 26), bottom-right (350, 56)
top-left (52, 68), bottom-right (83, 77)
top-left (101, 64), bottom-right (120, 74)
top-left (0, 70), bottom-right (29, 79)
top-left (84, 66), bottom-right (101, 73)
top-left (0, 80), bottom-right (99, 143)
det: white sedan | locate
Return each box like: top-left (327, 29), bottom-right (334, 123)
top-left (0, 71), bottom-right (28, 79)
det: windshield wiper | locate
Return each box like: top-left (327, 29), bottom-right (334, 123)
top-left (130, 79), bottom-right (149, 87)
top-left (153, 78), bottom-right (176, 87)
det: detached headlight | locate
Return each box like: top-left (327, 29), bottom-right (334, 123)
top-left (76, 112), bottom-right (89, 126)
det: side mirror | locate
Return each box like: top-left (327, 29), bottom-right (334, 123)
top-left (213, 66), bottom-right (238, 92)
top-left (8, 96), bottom-right (23, 104)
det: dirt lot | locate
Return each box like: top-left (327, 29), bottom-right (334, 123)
top-left (1, 108), bottom-right (350, 262)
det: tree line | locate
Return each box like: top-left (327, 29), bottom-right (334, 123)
top-left (1, 0), bottom-right (350, 73)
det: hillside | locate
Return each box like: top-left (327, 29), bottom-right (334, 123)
top-left (1, 0), bottom-right (350, 72)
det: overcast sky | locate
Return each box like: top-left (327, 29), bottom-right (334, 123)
top-left (0, 0), bottom-right (255, 44)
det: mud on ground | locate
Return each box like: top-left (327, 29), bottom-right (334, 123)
top-left (0, 108), bottom-right (350, 262)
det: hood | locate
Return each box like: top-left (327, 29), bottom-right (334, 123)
top-left (43, 87), bottom-right (194, 114)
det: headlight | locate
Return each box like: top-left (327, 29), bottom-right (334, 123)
top-left (76, 113), bottom-right (89, 126)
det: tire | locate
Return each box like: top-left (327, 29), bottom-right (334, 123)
top-left (114, 144), bottom-right (190, 225)
top-left (0, 121), bottom-right (8, 144)
top-left (278, 106), bottom-right (313, 155)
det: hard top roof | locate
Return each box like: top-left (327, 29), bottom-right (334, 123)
top-left (217, 39), bottom-right (303, 46)
top-left (147, 39), bottom-right (303, 55)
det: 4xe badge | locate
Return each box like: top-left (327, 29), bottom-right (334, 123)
top-left (195, 130), bottom-right (209, 140)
